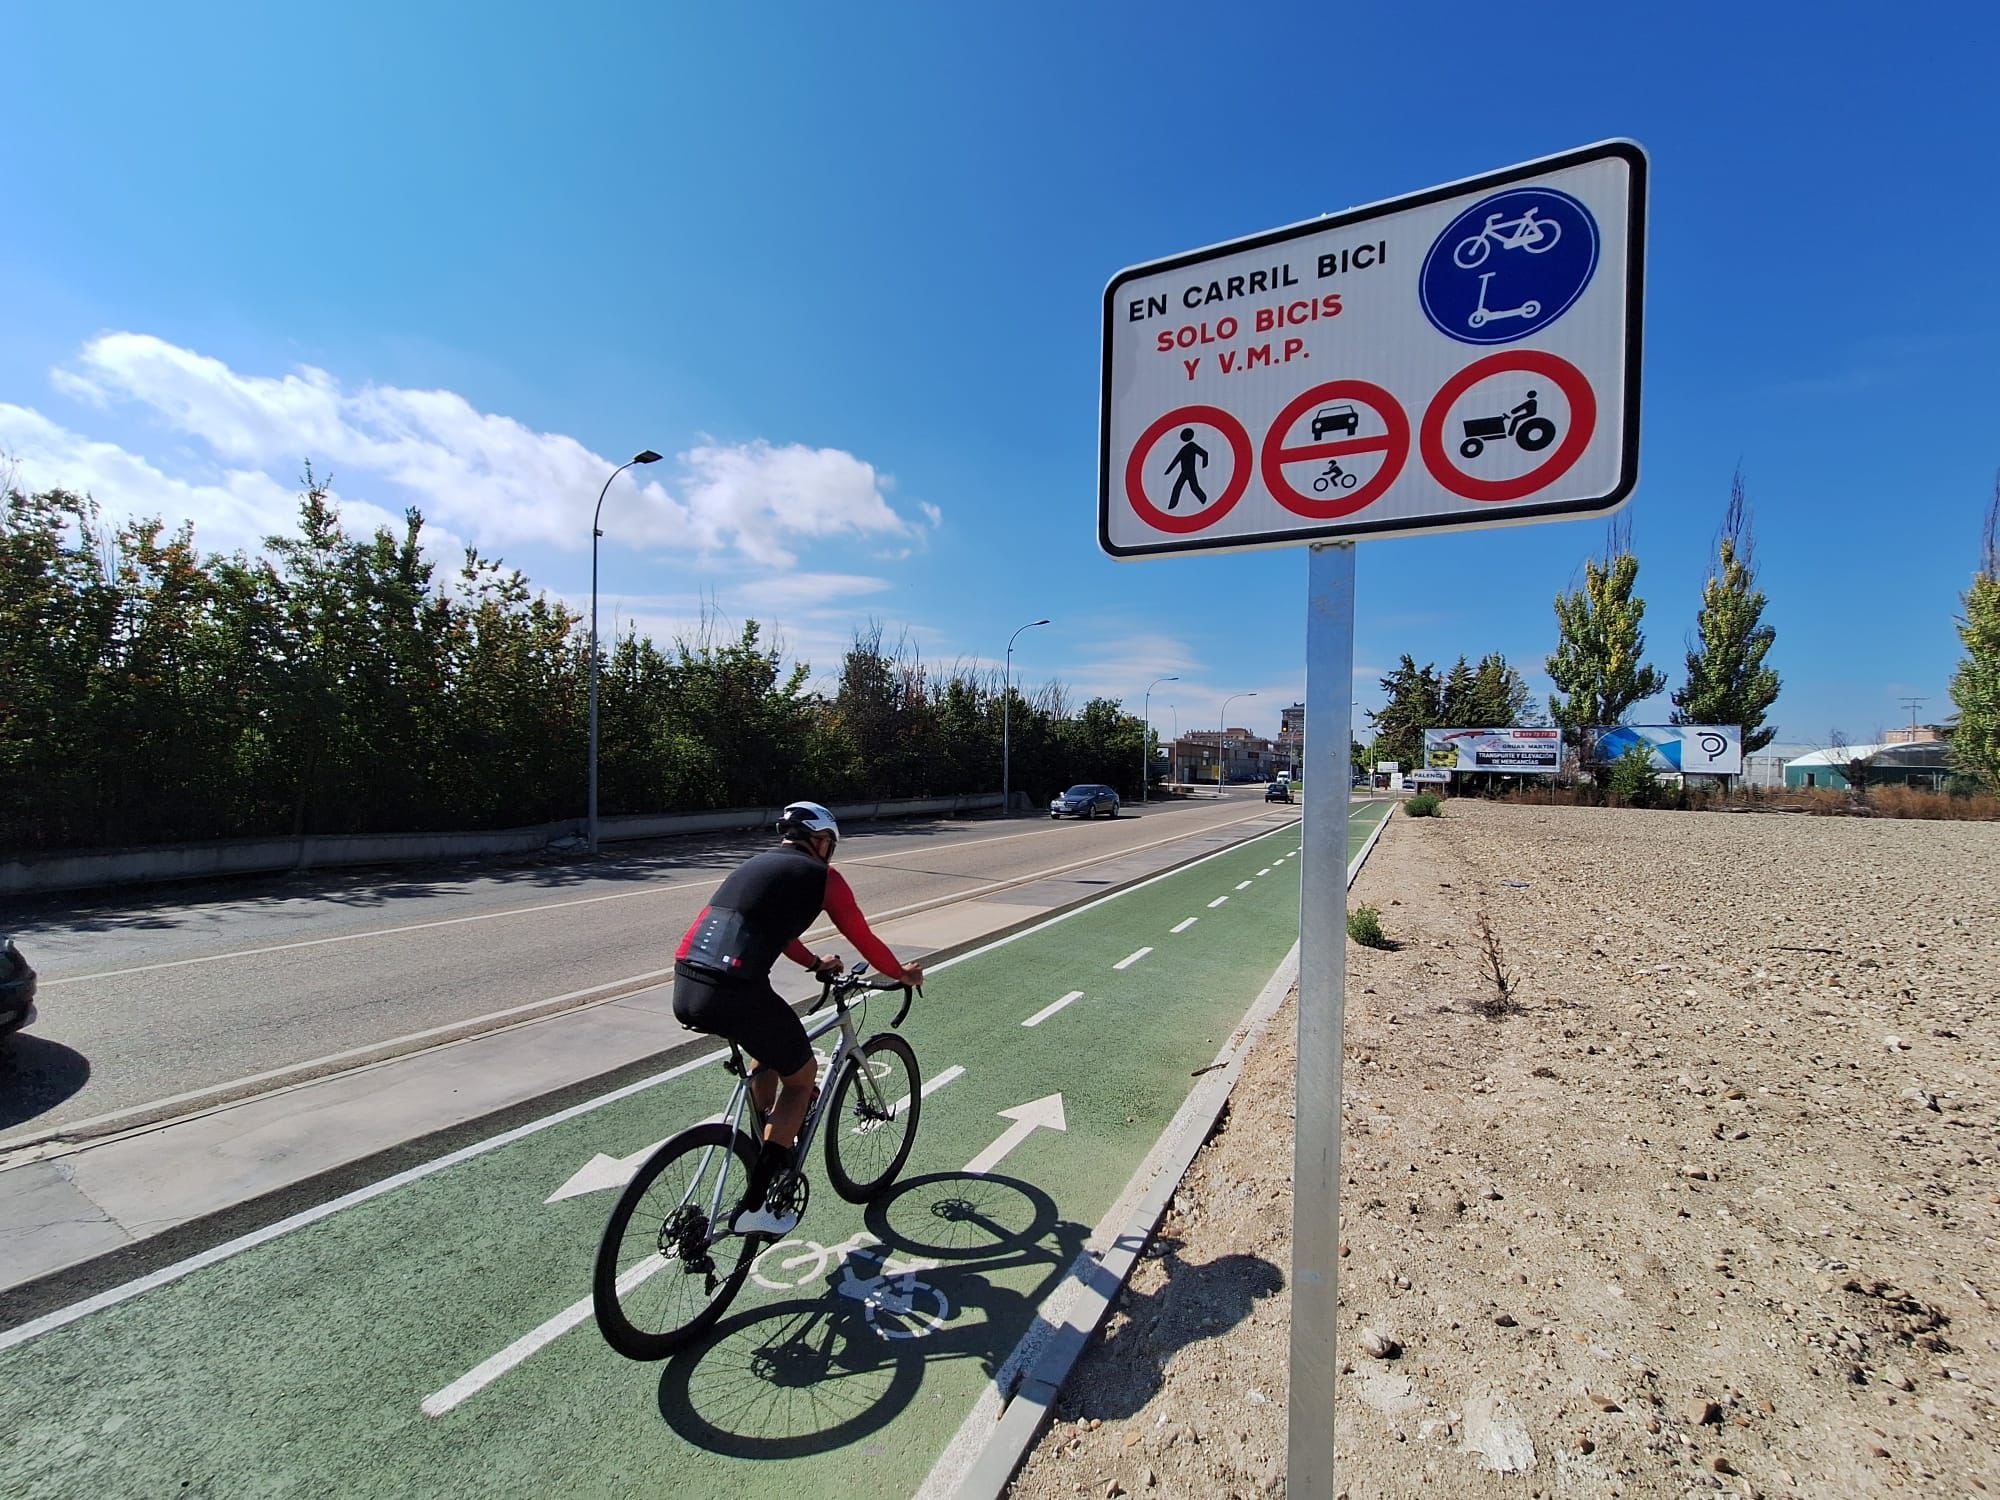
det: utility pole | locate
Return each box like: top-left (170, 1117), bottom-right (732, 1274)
top-left (1897, 696), bottom-right (1925, 740)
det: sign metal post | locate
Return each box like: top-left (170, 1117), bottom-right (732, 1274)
top-left (1291, 540), bottom-right (1354, 1495)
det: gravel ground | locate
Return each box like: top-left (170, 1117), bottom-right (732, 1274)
top-left (1006, 800), bottom-right (2000, 1499)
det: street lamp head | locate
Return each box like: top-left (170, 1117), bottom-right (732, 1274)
top-left (1032, 618), bottom-right (1050, 626)
top-left (632, 450), bottom-right (663, 465)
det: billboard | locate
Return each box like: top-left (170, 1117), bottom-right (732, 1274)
top-left (1588, 725), bottom-right (1743, 775)
top-left (1422, 727), bottom-right (1562, 774)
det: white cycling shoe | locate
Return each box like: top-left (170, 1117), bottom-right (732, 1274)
top-left (730, 1202), bottom-right (800, 1237)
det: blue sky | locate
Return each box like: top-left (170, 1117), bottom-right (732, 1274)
top-left (4, 3), bottom-right (1995, 753)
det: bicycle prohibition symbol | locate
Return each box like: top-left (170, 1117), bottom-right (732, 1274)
top-left (592, 963), bottom-right (927, 1360)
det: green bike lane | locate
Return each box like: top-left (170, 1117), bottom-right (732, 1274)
top-left (0, 802), bottom-right (1391, 1499)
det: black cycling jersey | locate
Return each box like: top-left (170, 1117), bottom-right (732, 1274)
top-left (675, 844), bottom-right (829, 983)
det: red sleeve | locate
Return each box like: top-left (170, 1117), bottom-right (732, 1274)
top-left (821, 866), bottom-right (908, 980)
top-left (782, 939), bottom-right (819, 969)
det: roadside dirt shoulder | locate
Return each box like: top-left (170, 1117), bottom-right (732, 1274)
top-left (1007, 801), bottom-right (2000, 1499)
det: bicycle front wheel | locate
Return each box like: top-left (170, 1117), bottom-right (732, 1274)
top-left (825, 1032), bottom-right (922, 1202)
top-left (593, 1123), bottom-right (762, 1360)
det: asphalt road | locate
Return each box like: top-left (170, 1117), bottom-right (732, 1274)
top-left (2, 792), bottom-right (1296, 1142)
top-left (0, 808), bottom-right (1385, 1500)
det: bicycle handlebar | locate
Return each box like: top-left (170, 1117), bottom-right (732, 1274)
top-left (810, 965), bottom-right (922, 1027)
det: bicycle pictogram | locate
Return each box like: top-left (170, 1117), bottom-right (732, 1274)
top-left (752, 1231), bottom-right (952, 1341)
top-left (1452, 204), bottom-right (1563, 268)
top-left (1311, 459), bottom-right (1358, 492)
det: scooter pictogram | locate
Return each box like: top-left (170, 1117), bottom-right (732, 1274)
top-left (1311, 459), bottom-right (1358, 493)
top-left (1458, 390), bottom-right (1557, 459)
top-left (1452, 205), bottom-right (1563, 269)
top-left (1467, 271), bottom-right (1541, 330)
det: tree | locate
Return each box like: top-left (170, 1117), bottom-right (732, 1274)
top-left (1368, 655), bottom-right (1443, 770)
top-left (1949, 475), bottom-right (2000, 793)
top-left (1547, 520), bottom-right (1667, 764)
top-left (1673, 470), bottom-right (1781, 757)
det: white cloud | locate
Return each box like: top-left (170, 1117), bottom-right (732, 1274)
top-left (44, 332), bottom-right (934, 568)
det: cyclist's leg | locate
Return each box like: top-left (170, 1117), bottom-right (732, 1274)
top-left (728, 984), bottom-right (816, 1205)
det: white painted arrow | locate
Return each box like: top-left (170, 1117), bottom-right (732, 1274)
top-left (545, 1136), bottom-right (675, 1204)
top-left (962, 1093), bottom-right (1067, 1177)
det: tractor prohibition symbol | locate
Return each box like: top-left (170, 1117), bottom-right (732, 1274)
top-left (1458, 391), bottom-right (1557, 460)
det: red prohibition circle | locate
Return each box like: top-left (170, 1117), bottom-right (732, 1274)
top-left (1259, 381), bottom-right (1410, 520)
top-left (1124, 405), bottom-right (1253, 534)
top-left (1420, 350), bottom-right (1598, 503)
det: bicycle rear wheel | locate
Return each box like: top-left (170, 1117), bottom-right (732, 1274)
top-left (824, 1032), bottom-right (922, 1202)
top-left (593, 1123), bottom-right (763, 1360)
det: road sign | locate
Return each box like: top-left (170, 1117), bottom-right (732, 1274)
top-left (1410, 768), bottom-right (1451, 785)
top-left (1100, 140), bottom-right (1645, 558)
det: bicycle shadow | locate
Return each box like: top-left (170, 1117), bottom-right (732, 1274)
top-left (653, 1171), bottom-right (1087, 1460)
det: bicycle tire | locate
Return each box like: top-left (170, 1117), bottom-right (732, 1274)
top-left (824, 1032), bottom-right (922, 1203)
top-left (593, 1122), bottom-right (763, 1361)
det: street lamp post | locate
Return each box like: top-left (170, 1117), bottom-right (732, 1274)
top-left (1167, 705), bottom-right (1178, 786)
top-left (1002, 618), bottom-right (1050, 815)
top-left (1217, 691), bottom-right (1257, 796)
top-left (587, 450), bottom-right (663, 852)
top-left (1141, 675), bottom-right (1178, 803)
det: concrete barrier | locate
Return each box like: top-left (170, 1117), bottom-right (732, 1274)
top-left (0, 793), bottom-right (1005, 897)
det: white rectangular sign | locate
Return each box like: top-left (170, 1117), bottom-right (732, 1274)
top-left (1101, 141), bottom-right (1645, 558)
top-left (1410, 768), bottom-right (1451, 784)
top-left (1587, 725), bottom-right (1743, 776)
top-left (1423, 727), bottom-right (1563, 774)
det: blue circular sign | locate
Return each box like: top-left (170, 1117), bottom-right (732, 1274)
top-left (1419, 187), bottom-right (1599, 345)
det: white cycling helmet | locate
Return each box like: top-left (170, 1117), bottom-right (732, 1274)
top-left (776, 800), bottom-right (840, 843)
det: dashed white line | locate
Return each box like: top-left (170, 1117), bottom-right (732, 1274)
top-left (1207, 896), bottom-right (1228, 908)
top-left (1235, 880), bottom-right (1253, 891)
top-left (1022, 992), bottom-right (1085, 1028)
top-left (1257, 868), bottom-right (1271, 876)
top-left (889, 1063), bottom-right (966, 1112)
top-left (1112, 947), bottom-right (1153, 971)
top-left (1170, 918), bottom-right (1197, 934)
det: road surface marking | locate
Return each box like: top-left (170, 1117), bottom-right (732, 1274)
top-left (1257, 867), bottom-right (1271, 876)
top-left (1235, 880), bottom-right (1253, 890)
top-left (889, 1064), bottom-right (966, 1114)
top-left (6, 821), bottom-right (1304, 1356)
top-left (422, 1253), bottom-right (665, 1416)
top-left (0, 1046), bottom-right (728, 1356)
top-left (1022, 992), bottom-right (1085, 1028)
top-left (50, 808), bottom-right (1285, 987)
top-left (1112, 947), bottom-right (1152, 971)
top-left (1169, 918), bottom-right (1197, 934)
top-left (963, 1095), bottom-right (1067, 1176)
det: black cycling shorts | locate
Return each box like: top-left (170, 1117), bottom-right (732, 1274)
top-left (672, 964), bottom-right (813, 1078)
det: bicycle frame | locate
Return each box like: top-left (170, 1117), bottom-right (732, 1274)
top-left (678, 980), bottom-right (898, 1247)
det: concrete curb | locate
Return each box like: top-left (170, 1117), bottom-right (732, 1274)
top-left (930, 799), bottom-right (1393, 1499)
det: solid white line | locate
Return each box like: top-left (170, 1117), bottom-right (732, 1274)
top-left (1021, 992), bottom-right (1084, 1028)
top-left (423, 1252), bottom-right (665, 1416)
top-left (49, 807), bottom-right (1280, 987)
top-left (890, 1063), bottom-right (966, 1114)
top-left (1235, 880), bottom-right (1252, 890)
top-left (0, 1047), bottom-right (726, 1356)
top-left (1207, 896), bottom-right (1228, 908)
top-left (7, 820), bottom-right (1303, 1355)
top-left (1112, 947), bottom-right (1152, 971)
top-left (1169, 918), bottom-right (1197, 934)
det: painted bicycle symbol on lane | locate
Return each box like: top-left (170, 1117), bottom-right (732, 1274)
top-left (752, 1232), bottom-right (952, 1341)
top-left (1452, 204), bottom-right (1562, 268)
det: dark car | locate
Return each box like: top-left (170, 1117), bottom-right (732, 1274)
top-left (0, 936), bottom-right (36, 1038)
top-left (1264, 780), bottom-right (1292, 803)
top-left (1049, 783), bottom-right (1120, 819)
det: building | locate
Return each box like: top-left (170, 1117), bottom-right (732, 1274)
top-left (1168, 729), bottom-right (1279, 785)
top-left (1277, 702), bottom-right (1305, 775)
top-left (1784, 741), bottom-right (1954, 792)
top-left (1741, 741), bottom-right (1817, 790)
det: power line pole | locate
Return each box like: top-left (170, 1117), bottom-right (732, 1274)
top-left (1898, 696), bottom-right (1925, 739)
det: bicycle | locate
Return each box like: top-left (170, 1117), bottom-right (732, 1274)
top-left (592, 963), bottom-right (925, 1360)
top-left (1452, 205), bottom-right (1562, 269)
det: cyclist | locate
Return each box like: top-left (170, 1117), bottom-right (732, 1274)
top-left (672, 800), bottom-right (924, 1235)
